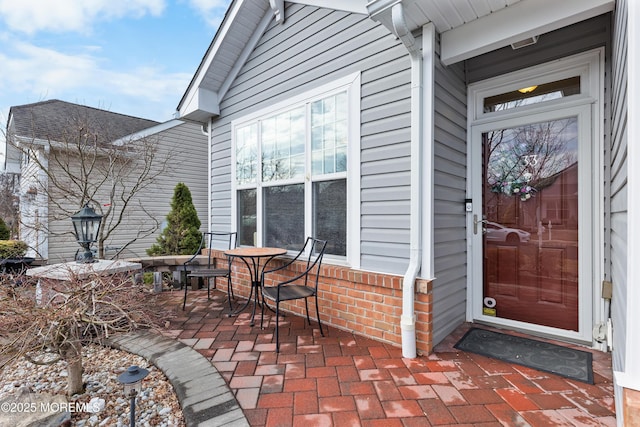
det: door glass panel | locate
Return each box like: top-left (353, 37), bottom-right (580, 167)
top-left (482, 117), bottom-right (579, 331)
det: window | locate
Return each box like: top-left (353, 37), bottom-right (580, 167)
top-left (232, 76), bottom-right (359, 259)
top-left (483, 76), bottom-right (581, 113)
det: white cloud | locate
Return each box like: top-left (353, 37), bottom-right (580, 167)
top-left (0, 42), bottom-right (97, 93)
top-left (0, 0), bottom-right (235, 135)
top-left (0, 0), bottom-right (222, 163)
top-left (187, 0), bottom-right (230, 28)
top-left (0, 39), bottom-right (190, 120)
top-left (0, 0), bottom-right (166, 34)
top-left (101, 66), bottom-right (193, 103)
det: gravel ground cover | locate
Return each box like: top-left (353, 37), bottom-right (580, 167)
top-left (0, 343), bottom-right (185, 426)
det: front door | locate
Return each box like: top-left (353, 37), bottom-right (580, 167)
top-left (480, 115), bottom-right (580, 331)
top-left (468, 50), bottom-right (602, 342)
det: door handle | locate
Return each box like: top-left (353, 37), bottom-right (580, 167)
top-left (473, 215), bottom-right (488, 234)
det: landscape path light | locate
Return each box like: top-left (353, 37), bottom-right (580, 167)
top-left (116, 365), bottom-right (149, 427)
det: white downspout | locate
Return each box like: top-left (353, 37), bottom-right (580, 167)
top-left (391, 3), bottom-right (423, 358)
top-left (204, 118), bottom-right (213, 233)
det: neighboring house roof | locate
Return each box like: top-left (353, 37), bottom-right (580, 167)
top-left (9, 99), bottom-right (207, 263)
top-left (9, 99), bottom-right (159, 143)
top-left (177, 0), bottom-right (614, 122)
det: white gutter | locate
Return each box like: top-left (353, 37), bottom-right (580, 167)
top-left (390, 3), bottom-right (423, 359)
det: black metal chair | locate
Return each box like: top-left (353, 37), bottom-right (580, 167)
top-left (182, 232), bottom-right (237, 310)
top-left (260, 237), bottom-right (327, 352)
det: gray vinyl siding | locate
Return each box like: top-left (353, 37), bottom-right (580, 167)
top-left (466, 14), bottom-right (611, 84)
top-left (211, 124), bottom-right (233, 231)
top-left (46, 121), bottom-right (208, 262)
top-left (610, 0), bottom-right (627, 414)
top-left (211, 3), bottom-right (412, 274)
top-left (432, 34), bottom-right (468, 346)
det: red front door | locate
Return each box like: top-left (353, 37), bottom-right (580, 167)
top-left (481, 117), bottom-right (579, 331)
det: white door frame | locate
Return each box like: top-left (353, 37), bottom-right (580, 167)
top-left (465, 49), bottom-right (605, 345)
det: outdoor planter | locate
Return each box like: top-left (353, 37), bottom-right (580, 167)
top-left (0, 257), bottom-right (35, 273)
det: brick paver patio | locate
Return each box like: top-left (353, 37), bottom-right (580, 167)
top-left (157, 288), bottom-right (615, 426)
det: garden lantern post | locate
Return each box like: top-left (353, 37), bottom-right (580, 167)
top-left (71, 204), bottom-right (103, 263)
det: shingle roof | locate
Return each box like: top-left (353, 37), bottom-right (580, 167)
top-left (9, 99), bottom-right (159, 143)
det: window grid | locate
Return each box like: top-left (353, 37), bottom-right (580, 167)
top-left (234, 90), bottom-right (348, 255)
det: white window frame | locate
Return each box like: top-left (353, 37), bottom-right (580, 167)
top-left (231, 73), bottom-right (361, 267)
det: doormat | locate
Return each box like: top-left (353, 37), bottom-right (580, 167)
top-left (454, 328), bottom-right (594, 384)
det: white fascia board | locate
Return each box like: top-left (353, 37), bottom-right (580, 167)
top-left (178, 0), bottom-right (247, 117)
top-left (440, 0), bottom-right (615, 65)
top-left (14, 135), bottom-right (48, 148)
top-left (112, 119), bottom-right (184, 145)
top-left (180, 87), bottom-right (220, 123)
top-left (291, 0), bottom-right (367, 14)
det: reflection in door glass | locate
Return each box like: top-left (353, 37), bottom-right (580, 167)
top-left (482, 117), bottom-right (580, 331)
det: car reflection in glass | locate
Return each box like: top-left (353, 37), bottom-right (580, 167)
top-left (485, 221), bottom-right (531, 244)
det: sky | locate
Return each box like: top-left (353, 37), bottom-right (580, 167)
top-left (0, 0), bottom-right (233, 163)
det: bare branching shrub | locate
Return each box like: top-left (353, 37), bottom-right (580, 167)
top-left (0, 272), bottom-right (171, 395)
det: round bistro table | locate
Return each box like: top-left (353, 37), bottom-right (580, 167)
top-left (224, 247), bottom-right (287, 326)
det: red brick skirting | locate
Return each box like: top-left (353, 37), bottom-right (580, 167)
top-left (624, 387), bottom-right (640, 426)
top-left (207, 249), bottom-right (434, 355)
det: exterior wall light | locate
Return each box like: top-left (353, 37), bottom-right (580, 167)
top-left (518, 85), bottom-right (538, 94)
